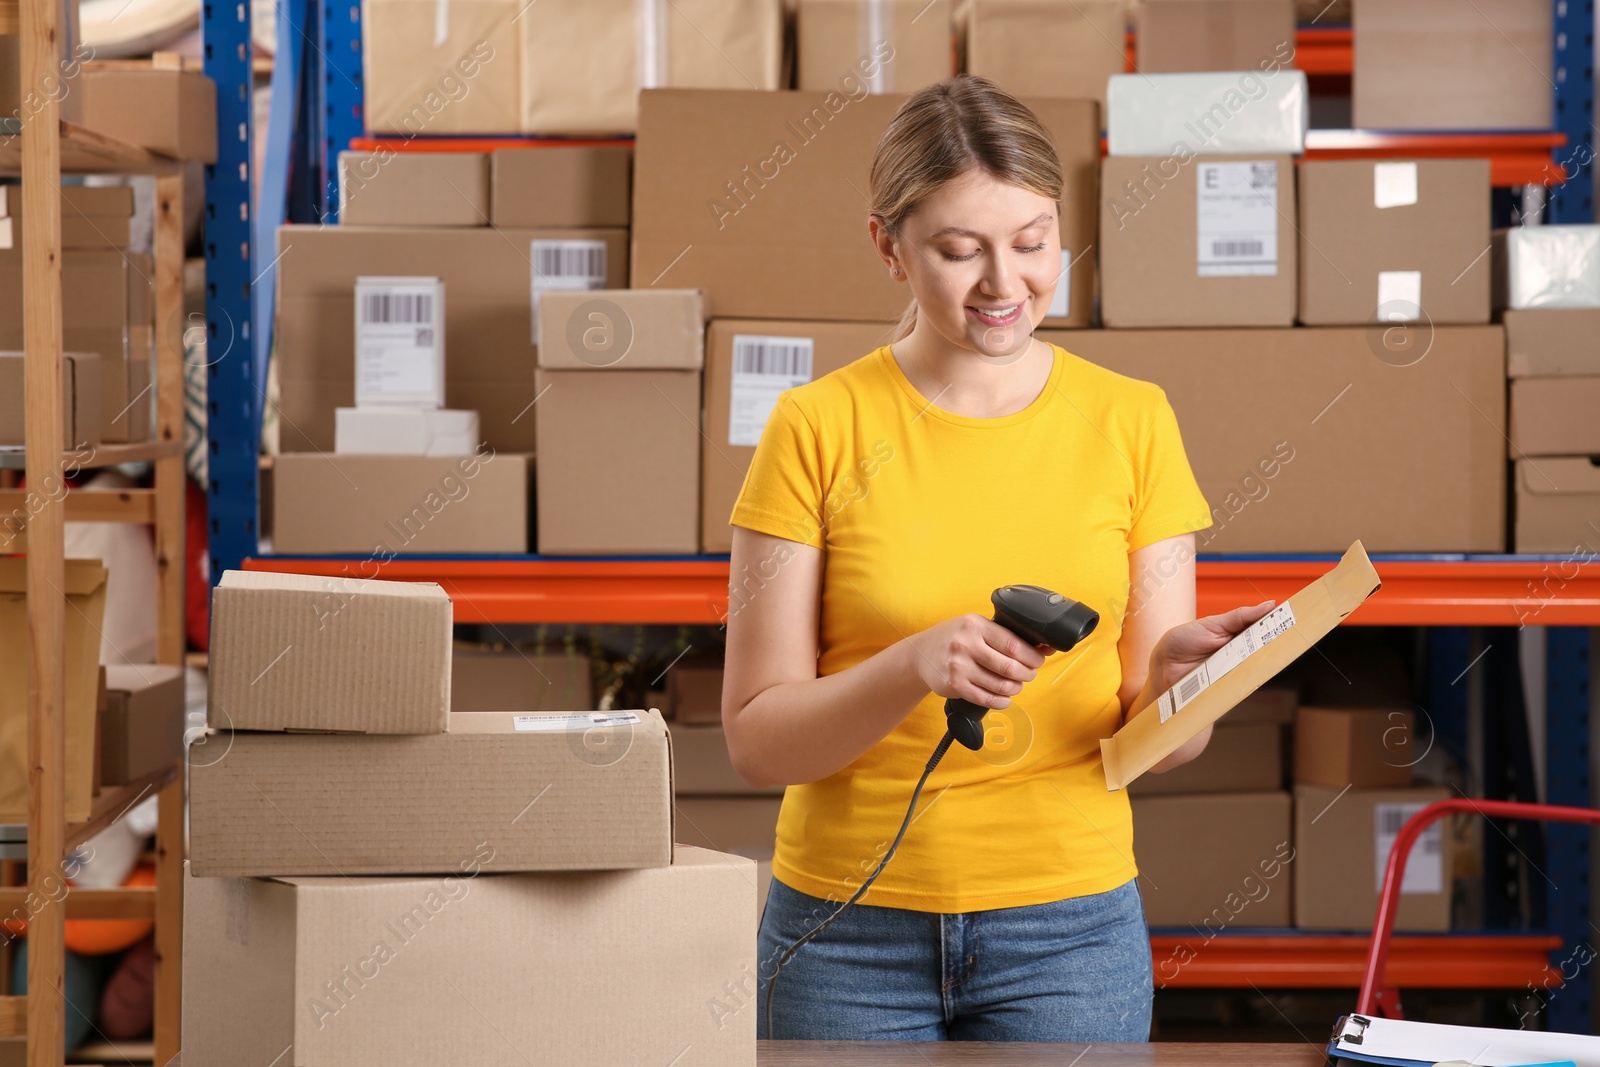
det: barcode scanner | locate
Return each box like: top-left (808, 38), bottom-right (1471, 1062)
top-left (763, 584), bottom-right (1097, 1038)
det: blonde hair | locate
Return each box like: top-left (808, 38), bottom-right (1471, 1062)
top-left (869, 76), bottom-right (1064, 342)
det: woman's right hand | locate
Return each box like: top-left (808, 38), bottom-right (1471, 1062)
top-left (905, 614), bottom-right (1050, 709)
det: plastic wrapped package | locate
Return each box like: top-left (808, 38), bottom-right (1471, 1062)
top-left (1106, 69), bottom-right (1308, 157)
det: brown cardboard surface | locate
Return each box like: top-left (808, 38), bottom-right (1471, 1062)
top-left (207, 569), bottom-right (452, 734)
top-left (0, 351), bottom-right (101, 448)
top-left (1293, 706), bottom-right (1415, 789)
top-left (1510, 377), bottom-right (1600, 457)
top-left (669, 661), bottom-right (725, 724)
top-left (100, 663), bottom-right (185, 787)
top-left (1229, 686), bottom-right (1297, 725)
top-left (671, 723), bottom-right (783, 795)
top-left (676, 796), bottom-right (783, 856)
top-left (189, 710), bottom-right (674, 876)
top-left (1127, 722), bottom-right (1284, 796)
top-left (1505, 310), bottom-right (1600, 377)
top-left (1131, 792), bottom-right (1293, 928)
top-left (123, 357), bottom-right (150, 442)
top-left (703, 319), bottom-right (892, 552)
top-left (182, 845), bottom-right (755, 1067)
top-left (451, 644), bottom-right (595, 712)
top-left (80, 70), bottom-right (218, 161)
top-left (536, 289), bottom-right (705, 369)
top-left (1514, 458), bottom-right (1600, 554)
top-left (1039, 326), bottom-right (1509, 552)
top-left (0, 185), bottom-right (135, 250)
top-left (0, 560), bottom-right (106, 822)
top-left (796, 0), bottom-right (953, 93)
top-left (363, 0), bottom-right (521, 135)
top-left (1100, 155), bottom-right (1297, 327)
top-left (338, 150), bottom-right (490, 226)
top-left (632, 90), bottom-right (1100, 326)
top-left (1136, 0), bottom-right (1295, 73)
top-left (1297, 159), bottom-right (1491, 326)
top-left (1293, 784), bottom-right (1452, 932)
top-left (0, 213), bottom-right (132, 251)
top-left (1102, 542), bottom-right (1381, 791)
top-left (1353, 0), bottom-right (1552, 131)
top-left (491, 144), bottom-right (633, 228)
top-left (273, 224), bottom-right (628, 454)
top-left (964, 0), bottom-right (1126, 107)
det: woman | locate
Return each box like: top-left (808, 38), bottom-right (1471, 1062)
top-left (722, 75), bottom-right (1275, 1043)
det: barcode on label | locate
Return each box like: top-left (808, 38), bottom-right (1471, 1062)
top-left (1176, 673), bottom-right (1204, 705)
top-left (1211, 240), bottom-right (1264, 258)
top-left (535, 242), bottom-right (607, 280)
top-left (1375, 802), bottom-right (1443, 894)
top-left (361, 290), bottom-right (434, 325)
top-left (734, 337), bottom-right (814, 378)
top-left (1379, 807), bottom-right (1408, 836)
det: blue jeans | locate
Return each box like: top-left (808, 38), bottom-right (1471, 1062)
top-left (755, 874), bottom-right (1153, 1041)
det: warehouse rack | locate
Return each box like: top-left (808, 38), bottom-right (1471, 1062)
top-left (3, 6), bottom-right (190, 1065)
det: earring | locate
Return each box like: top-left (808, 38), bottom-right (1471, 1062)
top-left (890, 267), bottom-right (901, 278)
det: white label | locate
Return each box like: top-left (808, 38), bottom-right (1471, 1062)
top-left (1375, 802), bottom-right (1443, 894)
top-left (355, 278), bottom-right (443, 408)
top-left (530, 239), bottom-right (608, 340)
top-left (1373, 162), bottom-right (1419, 209)
top-left (1046, 250), bottom-right (1073, 319)
top-left (1377, 270), bottom-right (1423, 321)
top-left (1196, 161), bottom-right (1278, 277)
top-left (1158, 603), bottom-right (1296, 723)
top-left (728, 335), bottom-right (814, 446)
top-left (512, 712), bottom-right (643, 732)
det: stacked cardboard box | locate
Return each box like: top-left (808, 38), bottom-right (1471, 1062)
top-left (796, 0), bottom-right (953, 93)
top-left (1135, 0), bottom-right (1295, 73)
top-left (961, 0), bottom-right (1126, 108)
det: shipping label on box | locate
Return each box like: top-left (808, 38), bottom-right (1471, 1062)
top-left (529, 238), bottom-right (609, 339)
top-left (1196, 161), bottom-right (1279, 277)
top-left (1375, 801), bottom-right (1442, 894)
top-left (355, 276), bottom-right (445, 408)
top-left (728, 334), bottom-right (815, 446)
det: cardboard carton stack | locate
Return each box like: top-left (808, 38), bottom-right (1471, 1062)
top-left (185, 570), bottom-right (757, 1066)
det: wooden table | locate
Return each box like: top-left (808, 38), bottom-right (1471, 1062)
top-left (758, 1042), bottom-right (1328, 1065)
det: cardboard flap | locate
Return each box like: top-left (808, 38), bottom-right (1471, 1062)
top-left (218, 569), bottom-right (447, 600)
top-left (1520, 456), bottom-right (1600, 495)
top-left (0, 558), bottom-right (109, 596)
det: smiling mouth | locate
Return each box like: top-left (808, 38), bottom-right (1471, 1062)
top-left (969, 303), bottom-right (1024, 324)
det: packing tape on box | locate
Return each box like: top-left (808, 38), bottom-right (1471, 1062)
top-left (859, 0), bottom-right (890, 93)
top-left (434, 0), bottom-right (446, 46)
top-left (636, 0), bottom-right (668, 90)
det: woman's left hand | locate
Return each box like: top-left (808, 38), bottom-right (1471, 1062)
top-left (1145, 600), bottom-right (1277, 696)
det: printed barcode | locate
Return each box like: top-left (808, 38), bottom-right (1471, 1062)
top-left (1379, 808), bottom-right (1408, 835)
top-left (1418, 833), bottom-right (1441, 854)
top-left (1212, 240), bottom-right (1265, 258)
top-left (1249, 163), bottom-right (1276, 190)
top-left (734, 338), bottom-right (814, 378)
top-left (1176, 673), bottom-right (1204, 705)
top-left (362, 291), bottom-right (433, 324)
top-left (536, 244), bottom-right (606, 279)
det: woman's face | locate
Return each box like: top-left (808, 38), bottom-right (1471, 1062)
top-left (883, 170), bottom-right (1060, 359)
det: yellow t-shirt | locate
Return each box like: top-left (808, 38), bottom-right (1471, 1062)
top-left (728, 342), bottom-right (1213, 913)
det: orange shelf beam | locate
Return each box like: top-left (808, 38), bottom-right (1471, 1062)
top-left (1304, 130), bottom-right (1568, 187)
top-left (1151, 933), bottom-right (1562, 990)
top-left (240, 557), bottom-right (1600, 627)
top-left (1127, 26), bottom-right (1351, 77)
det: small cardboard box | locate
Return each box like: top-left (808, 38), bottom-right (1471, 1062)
top-left (796, 0), bottom-right (953, 93)
top-left (0, 185), bottom-right (135, 250)
top-left (1505, 309), bottom-right (1600, 378)
top-left (1136, 0), bottom-right (1295, 73)
top-left (182, 845), bottom-right (755, 1067)
top-left (1128, 722), bottom-right (1284, 796)
top-left (670, 723), bottom-right (782, 796)
top-left (1510, 377), bottom-right (1600, 457)
top-left (0, 351), bottom-right (101, 449)
top-left (1297, 159), bottom-right (1491, 326)
top-left (1100, 155), bottom-right (1297, 327)
top-left (1293, 706), bottom-right (1415, 789)
top-left (1294, 784), bottom-right (1452, 932)
top-left (80, 69), bottom-right (218, 161)
top-left (491, 144), bottom-right (632, 228)
top-left (1514, 458), bottom-right (1600, 554)
top-left (207, 569), bottom-right (452, 734)
top-left (1229, 686), bottom-right (1297, 725)
top-left (99, 663), bottom-right (185, 787)
top-left (676, 796), bottom-right (783, 856)
top-left (334, 407), bottom-right (480, 455)
top-left (964, 0), bottom-right (1125, 107)
top-left (363, 0), bottom-right (521, 135)
top-left (451, 644), bottom-right (595, 712)
top-left (535, 289), bottom-right (704, 554)
top-left (1131, 792), bottom-right (1294, 928)
top-left (338, 150), bottom-right (490, 227)
top-left (1101, 542), bottom-right (1381, 791)
top-left (668, 661), bottom-right (725, 725)
top-left (189, 710), bottom-right (673, 877)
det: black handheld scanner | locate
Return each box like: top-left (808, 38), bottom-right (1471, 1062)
top-left (943, 585), bottom-right (1100, 751)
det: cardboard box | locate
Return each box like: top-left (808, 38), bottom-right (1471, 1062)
top-left (1136, 0), bottom-right (1295, 73)
top-left (0, 559), bottom-right (107, 822)
top-left (1131, 792), bottom-right (1293, 928)
top-left (274, 224), bottom-right (628, 454)
top-left (1514, 458), bottom-right (1600, 554)
top-left (207, 569), bottom-right (452, 734)
top-left (1230, 686), bottom-right (1297, 724)
top-left (797, 0), bottom-right (953, 93)
top-left (124, 356), bottom-right (150, 442)
top-left (334, 407), bottom-right (480, 455)
top-left (1297, 159), bottom-right (1491, 326)
top-left (535, 289), bottom-right (703, 554)
top-left (632, 90), bottom-right (1100, 326)
top-left (363, 0), bottom-right (521, 135)
top-left (671, 724), bottom-right (782, 795)
top-left (272, 452), bottom-right (531, 554)
top-left (1294, 784), bottom-right (1452, 932)
top-left (702, 319), bottom-right (891, 552)
top-left (451, 644), bottom-right (595, 712)
top-left (0, 351), bottom-right (101, 449)
top-left (491, 145), bottom-right (632, 228)
top-left (80, 69), bottom-right (217, 161)
top-left (1127, 722), bottom-right (1283, 796)
top-left (1100, 155), bottom-right (1297, 327)
top-left (1494, 226), bottom-right (1600, 311)
top-left (1102, 542), bottom-right (1381, 791)
top-left (182, 846), bottom-right (755, 1067)
top-left (1505, 309), bottom-right (1600, 377)
top-left (676, 796), bottom-right (783, 857)
top-left (964, 0), bottom-right (1125, 107)
top-left (1510, 377), bottom-right (1600, 457)
top-left (1106, 71), bottom-right (1308, 157)
top-left (190, 710), bottom-right (674, 877)
top-left (99, 663), bottom-right (185, 787)
top-left (1038, 326), bottom-right (1508, 552)
top-left (668, 661), bottom-right (725, 725)
top-left (0, 184), bottom-right (135, 250)
top-left (338, 150), bottom-right (490, 227)
top-left (1293, 706), bottom-right (1414, 789)
top-left (518, 0), bottom-right (783, 135)
top-left (1353, 0), bottom-right (1552, 131)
